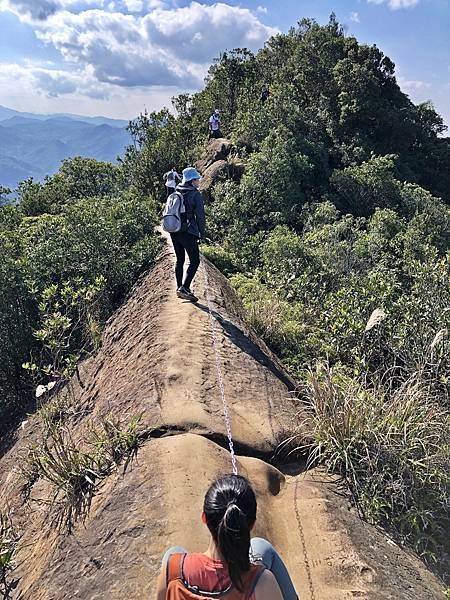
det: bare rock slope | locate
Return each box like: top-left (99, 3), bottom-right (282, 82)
top-left (0, 239), bottom-right (445, 600)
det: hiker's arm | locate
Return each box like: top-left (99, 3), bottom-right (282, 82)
top-left (155, 568), bottom-right (166, 600)
top-left (175, 172), bottom-right (181, 181)
top-left (195, 192), bottom-right (206, 238)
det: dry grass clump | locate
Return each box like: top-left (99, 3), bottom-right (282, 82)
top-left (0, 512), bottom-right (18, 599)
top-left (285, 363), bottom-right (450, 562)
top-left (21, 414), bottom-right (146, 532)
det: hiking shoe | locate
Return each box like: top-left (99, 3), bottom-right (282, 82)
top-left (176, 286), bottom-right (198, 302)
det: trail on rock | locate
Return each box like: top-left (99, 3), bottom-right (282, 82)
top-left (0, 234), bottom-right (444, 600)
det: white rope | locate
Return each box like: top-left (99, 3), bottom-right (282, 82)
top-left (202, 261), bottom-right (238, 475)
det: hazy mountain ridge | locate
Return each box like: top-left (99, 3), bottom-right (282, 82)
top-left (0, 105), bottom-right (131, 189)
top-left (0, 105), bottom-right (128, 127)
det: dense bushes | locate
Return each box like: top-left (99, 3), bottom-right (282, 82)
top-left (0, 162), bottom-right (161, 425)
top-left (233, 198), bottom-right (449, 391)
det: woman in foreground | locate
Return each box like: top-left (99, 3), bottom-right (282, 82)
top-left (156, 473), bottom-right (298, 599)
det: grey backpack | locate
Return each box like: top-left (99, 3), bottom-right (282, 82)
top-left (162, 191), bottom-right (185, 233)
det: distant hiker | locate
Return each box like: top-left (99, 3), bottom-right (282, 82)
top-left (209, 109), bottom-right (222, 139)
top-left (162, 167), bottom-right (205, 302)
top-left (260, 86), bottom-right (270, 103)
top-left (163, 167), bottom-right (181, 197)
top-left (156, 474), bottom-right (298, 600)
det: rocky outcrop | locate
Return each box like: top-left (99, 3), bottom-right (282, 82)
top-left (195, 138), bottom-right (233, 172)
top-left (198, 159), bottom-right (230, 201)
top-left (0, 237), bottom-right (445, 600)
top-left (196, 138), bottom-right (245, 202)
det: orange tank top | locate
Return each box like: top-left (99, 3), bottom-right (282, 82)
top-left (167, 552), bottom-right (264, 599)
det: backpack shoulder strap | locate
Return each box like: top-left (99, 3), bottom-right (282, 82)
top-left (166, 553), bottom-right (185, 586)
top-left (244, 565), bottom-right (266, 600)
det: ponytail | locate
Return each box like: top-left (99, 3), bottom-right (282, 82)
top-left (203, 474), bottom-right (257, 591)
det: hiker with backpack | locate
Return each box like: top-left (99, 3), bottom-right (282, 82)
top-left (163, 167), bottom-right (182, 197)
top-left (162, 167), bottom-right (205, 302)
top-left (156, 473), bottom-right (298, 600)
top-left (208, 109), bottom-right (222, 139)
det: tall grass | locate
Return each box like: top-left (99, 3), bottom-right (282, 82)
top-left (286, 363), bottom-right (450, 563)
top-left (23, 428), bottom-right (104, 531)
top-left (21, 414), bottom-right (146, 531)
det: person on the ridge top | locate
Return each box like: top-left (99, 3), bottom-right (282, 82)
top-left (170, 166), bottom-right (205, 303)
top-left (209, 109), bottom-right (222, 139)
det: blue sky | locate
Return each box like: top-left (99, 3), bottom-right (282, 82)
top-left (0, 0), bottom-right (448, 128)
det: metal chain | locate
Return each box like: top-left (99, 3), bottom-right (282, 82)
top-left (294, 479), bottom-right (316, 600)
top-left (202, 262), bottom-right (238, 475)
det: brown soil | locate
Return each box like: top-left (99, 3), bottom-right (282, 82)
top-left (0, 235), bottom-right (445, 599)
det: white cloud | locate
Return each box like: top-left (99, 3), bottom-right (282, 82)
top-left (367, 0), bottom-right (420, 9)
top-left (24, 3), bottom-right (277, 89)
top-left (0, 62), bottom-right (110, 98)
top-left (398, 77), bottom-right (432, 92)
top-left (0, 68), bottom-right (177, 118)
top-left (0, 0), bottom-right (59, 19)
top-left (350, 11), bottom-right (360, 22)
top-left (123, 0), bottom-right (142, 11)
top-left (0, 1), bottom-right (278, 114)
top-left (144, 3), bottom-right (277, 62)
top-left (256, 5), bottom-right (267, 13)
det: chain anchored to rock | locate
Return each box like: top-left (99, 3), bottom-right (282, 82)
top-left (294, 480), bottom-right (316, 600)
top-left (202, 260), bottom-right (238, 476)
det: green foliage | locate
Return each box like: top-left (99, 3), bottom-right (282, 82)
top-left (201, 245), bottom-right (239, 277)
top-left (331, 154), bottom-right (402, 216)
top-left (121, 108), bottom-right (195, 200)
top-left (0, 190), bottom-right (161, 426)
top-left (23, 427), bottom-right (103, 531)
top-left (233, 200), bottom-right (449, 389)
top-left (26, 277), bottom-right (106, 383)
top-left (18, 158), bottom-right (121, 217)
top-left (37, 392), bottom-right (73, 430)
top-left (0, 225), bottom-right (37, 421)
top-left (0, 186), bottom-right (12, 208)
top-left (58, 156), bottom-right (120, 199)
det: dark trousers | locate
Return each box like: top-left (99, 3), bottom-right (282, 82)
top-left (209, 129), bottom-right (222, 139)
top-left (170, 232), bottom-right (200, 289)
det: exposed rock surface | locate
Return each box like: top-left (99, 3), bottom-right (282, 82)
top-left (198, 159), bottom-right (230, 201)
top-left (195, 138), bottom-right (233, 172)
top-left (0, 235), bottom-right (445, 600)
top-left (196, 138), bottom-right (245, 202)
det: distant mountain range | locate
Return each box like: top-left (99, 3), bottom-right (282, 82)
top-left (0, 105), bottom-right (131, 189)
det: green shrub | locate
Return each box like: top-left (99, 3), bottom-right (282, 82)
top-left (0, 193), bottom-right (162, 425)
top-left (201, 245), bottom-right (239, 277)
